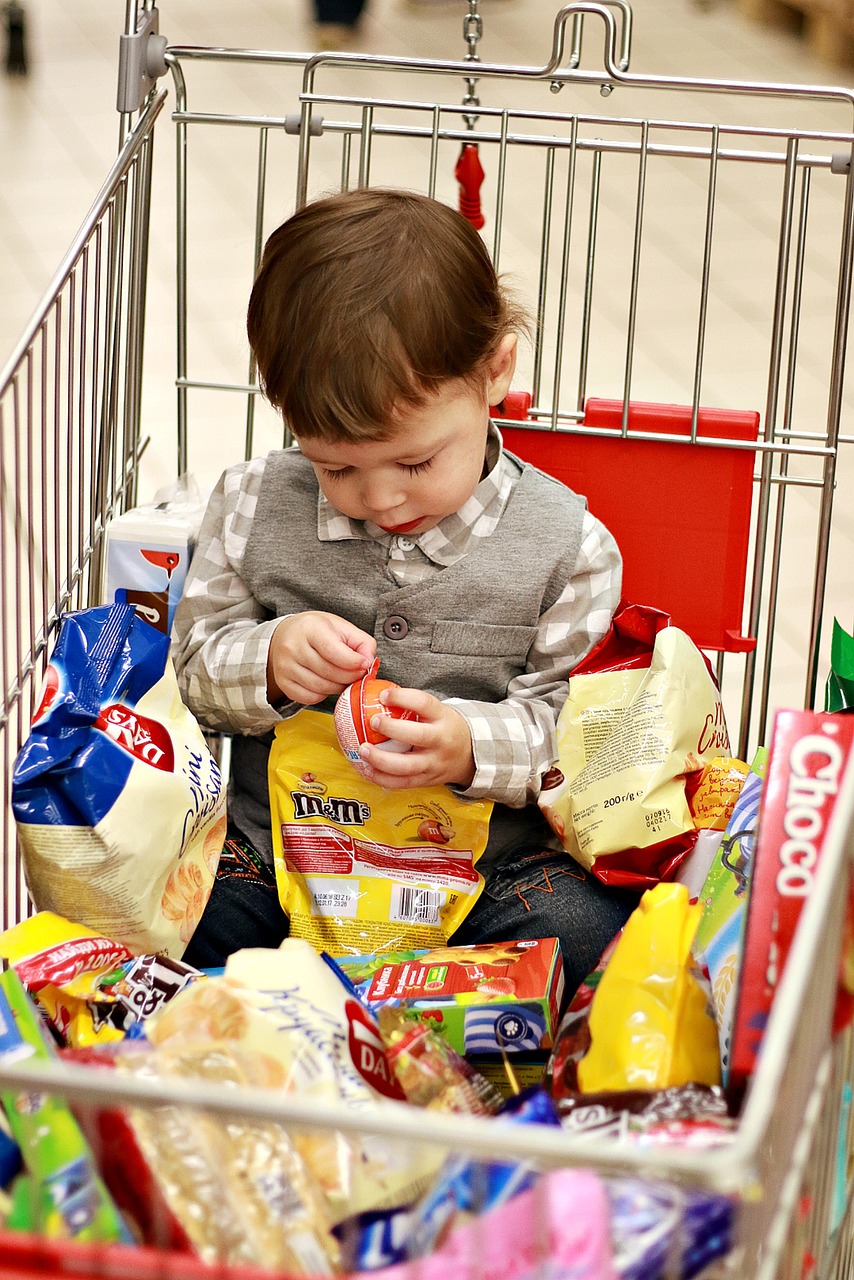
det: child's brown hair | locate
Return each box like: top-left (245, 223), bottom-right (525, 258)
top-left (247, 188), bottom-right (527, 442)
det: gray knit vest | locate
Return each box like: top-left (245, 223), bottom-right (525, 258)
top-left (231, 448), bottom-right (587, 865)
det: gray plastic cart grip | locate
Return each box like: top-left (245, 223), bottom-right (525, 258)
top-left (284, 114), bottom-right (324, 136)
top-left (117, 7), bottom-right (168, 114)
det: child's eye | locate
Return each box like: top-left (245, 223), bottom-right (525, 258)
top-left (404, 458), bottom-right (433, 477)
top-left (323, 467), bottom-right (353, 480)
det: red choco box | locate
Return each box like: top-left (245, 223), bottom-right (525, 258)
top-left (729, 711), bottom-right (854, 1096)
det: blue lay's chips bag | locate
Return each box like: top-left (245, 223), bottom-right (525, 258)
top-left (12, 605), bottom-right (226, 959)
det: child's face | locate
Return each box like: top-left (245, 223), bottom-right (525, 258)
top-left (298, 339), bottom-right (516, 535)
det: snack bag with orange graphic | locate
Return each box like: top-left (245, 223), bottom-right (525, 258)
top-left (269, 709), bottom-right (492, 956)
top-left (12, 604), bottom-right (226, 958)
top-left (0, 911), bottom-right (134, 1047)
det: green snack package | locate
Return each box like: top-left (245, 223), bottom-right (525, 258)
top-left (0, 969), bottom-right (131, 1243)
top-left (825, 618), bottom-right (854, 713)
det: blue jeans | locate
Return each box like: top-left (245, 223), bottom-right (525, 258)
top-left (450, 848), bottom-right (638, 994)
top-left (184, 832), bottom-right (638, 998)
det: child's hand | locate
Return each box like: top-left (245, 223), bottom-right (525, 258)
top-left (267, 611), bottom-right (375, 705)
top-left (357, 687), bottom-right (476, 790)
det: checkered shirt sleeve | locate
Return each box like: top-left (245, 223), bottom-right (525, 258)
top-left (171, 460), bottom-right (289, 735)
top-left (445, 511), bottom-right (622, 808)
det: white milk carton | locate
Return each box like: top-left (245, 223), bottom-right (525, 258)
top-left (102, 483), bottom-right (204, 635)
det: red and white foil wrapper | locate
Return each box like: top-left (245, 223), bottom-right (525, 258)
top-left (334, 659), bottom-right (417, 776)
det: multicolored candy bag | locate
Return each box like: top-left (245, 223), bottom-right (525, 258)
top-left (0, 912), bottom-right (134, 1047)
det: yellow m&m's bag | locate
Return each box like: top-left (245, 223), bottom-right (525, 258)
top-left (269, 710), bottom-right (492, 956)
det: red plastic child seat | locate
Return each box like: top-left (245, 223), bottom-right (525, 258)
top-left (497, 396), bottom-right (760, 655)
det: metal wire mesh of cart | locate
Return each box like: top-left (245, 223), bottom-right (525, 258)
top-left (0, 759), bottom-right (845, 1280)
top-left (0, 87), bottom-right (166, 933)
top-left (0, 1), bottom-right (854, 1277)
top-left (162, 6), bottom-right (854, 755)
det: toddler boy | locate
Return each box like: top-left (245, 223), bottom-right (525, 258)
top-left (173, 188), bottom-right (637, 990)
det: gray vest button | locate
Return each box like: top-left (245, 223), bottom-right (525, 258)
top-left (383, 615), bottom-right (409, 639)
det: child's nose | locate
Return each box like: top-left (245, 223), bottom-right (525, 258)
top-left (362, 472), bottom-right (405, 513)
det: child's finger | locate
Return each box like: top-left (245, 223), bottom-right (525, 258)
top-left (313, 632), bottom-right (373, 677)
top-left (359, 740), bottom-right (425, 779)
top-left (281, 667), bottom-right (343, 702)
top-left (368, 713), bottom-right (424, 748)
top-left (378, 686), bottom-right (441, 718)
top-left (335, 620), bottom-right (377, 666)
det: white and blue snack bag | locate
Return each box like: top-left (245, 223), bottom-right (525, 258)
top-left (12, 603), bottom-right (226, 959)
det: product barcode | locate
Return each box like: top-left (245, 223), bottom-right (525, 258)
top-left (390, 885), bottom-right (443, 926)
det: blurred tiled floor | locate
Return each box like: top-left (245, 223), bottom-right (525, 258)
top-left (1, 0), bottom-right (853, 735)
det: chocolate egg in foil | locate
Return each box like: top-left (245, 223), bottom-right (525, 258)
top-left (334, 658), bottom-right (417, 776)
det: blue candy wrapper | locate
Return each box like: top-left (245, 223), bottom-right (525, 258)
top-left (406, 1086), bottom-right (561, 1261)
top-left (609, 1178), bottom-right (733, 1280)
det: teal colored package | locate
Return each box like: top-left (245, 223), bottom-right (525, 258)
top-left (825, 618), bottom-right (854, 713)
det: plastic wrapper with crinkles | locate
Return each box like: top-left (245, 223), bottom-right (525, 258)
top-left (70, 1039), bottom-right (340, 1271)
top-left (574, 883), bottom-right (721, 1094)
top-left (11, 605), bottom-right (226, 958)
top-left (378, 1007), bottom-right (505, 1115)
top-left (142, 940), bottom-right (445, 1224)
top-left (538, 603), bottom-right (730, 889)
top-left (608, 1178), bottom-right (734, 1280)
top-left (120, 1044), bottom-right (340, 1272)
top-left (556, 1082), bottom-right (736, 1148)
top-left (0, 912), bottom-right (133, 1046)
top-left (336, 1165), bottom-right (616, 1280)
top-left (402, 1086), bottom-right (562, 1263)
top-left (269, 709), bottom-right (492, 955)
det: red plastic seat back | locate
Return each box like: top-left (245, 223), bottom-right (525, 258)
top-left (499, 398), bottom-right (759, 654)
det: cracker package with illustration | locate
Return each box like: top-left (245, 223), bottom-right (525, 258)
top-left (691, 747), bottom-right (768, 1083)
top-left (337, 938), bottom-right (564, 1056)
top-left (12, 605), bottom-right (226, 959)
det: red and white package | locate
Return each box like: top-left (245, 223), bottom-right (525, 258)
top-left (728, 711), bottom-right (854, 1095)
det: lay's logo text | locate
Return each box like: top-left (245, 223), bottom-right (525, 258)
top-left (95, 704), bottom-right (174, 772)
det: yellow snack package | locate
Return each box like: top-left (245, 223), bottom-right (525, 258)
top-left (577, 882), bottom-right (721, 1093)
top-left (0, 912), bottom-right (133, 1047)
top-left (268, 710), bottom-right (492, 956)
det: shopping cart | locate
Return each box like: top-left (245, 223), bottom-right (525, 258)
top-left (1, 0), bottom-right (854, 1274)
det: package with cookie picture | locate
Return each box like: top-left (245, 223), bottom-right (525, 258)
top-left (11, 604), bottom-right (226, 959)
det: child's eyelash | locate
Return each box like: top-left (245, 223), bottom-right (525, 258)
top-left (323, 459), bottom-right (433, 479)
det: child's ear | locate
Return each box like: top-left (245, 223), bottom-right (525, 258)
top-left (486, 333), bottom-right (518, 406)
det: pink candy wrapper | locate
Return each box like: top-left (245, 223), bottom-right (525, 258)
top-left (363, 1167), bottom-right (616, 1280)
